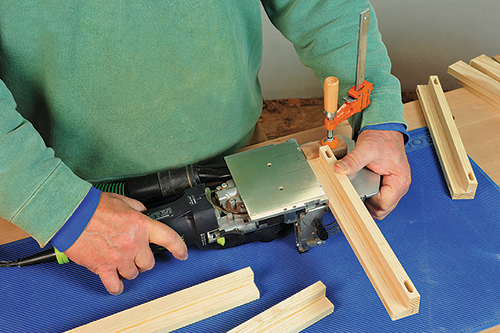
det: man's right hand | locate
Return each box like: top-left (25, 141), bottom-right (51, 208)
top-left (64, 191), bottom-right (188, 295)
top-left (333, 129), bottom-right (411, 220)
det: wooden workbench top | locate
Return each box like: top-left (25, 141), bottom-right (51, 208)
top-left (1, 87), bottom-right (499, 247)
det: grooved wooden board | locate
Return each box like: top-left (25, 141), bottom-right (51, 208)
top-left (302, 144), bottom-right (420, 320)
top-left (67, 267), bottom-right (260, 333)
top-left (471, 54), bottom-right (500, 83)
top-left (228, 281), bottom-right (333, 333)
top-left (416, 76), bottom-right (477, 199)
top-left (448, 59), bottom-right (500, 108)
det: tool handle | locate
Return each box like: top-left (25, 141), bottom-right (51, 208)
top-left (324, 76), bottom-right (339, 114)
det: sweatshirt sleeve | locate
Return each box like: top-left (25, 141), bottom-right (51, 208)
top-left (0, 79), bottom-right (92, 247)
top-left (261, 0), bottom-right (406, 136)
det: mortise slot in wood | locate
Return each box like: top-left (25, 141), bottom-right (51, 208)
top-left (404, 280), bottom-right (414, 293)
top-left (300, 136), bottom-right (348, 161)
top-left (68, 267), bottom-right (260, 333)
top-left (324, 147), bottom-right (333, 159)
top-left (302, 144), bottom-right (420, 320)
top-left (417, 75), bottom-right (478, 199)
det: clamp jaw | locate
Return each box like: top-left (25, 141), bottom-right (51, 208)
top-left (322, 78), bottom-right (374, 148)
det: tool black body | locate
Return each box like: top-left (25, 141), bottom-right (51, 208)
top-left (146, 184), bottom-right (285, 250)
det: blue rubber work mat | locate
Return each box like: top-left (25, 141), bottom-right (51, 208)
top-left (1, 127), bottom-right (500, 332)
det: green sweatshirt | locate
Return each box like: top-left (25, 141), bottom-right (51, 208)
top-left (0, 0), bottom-right (405, 246)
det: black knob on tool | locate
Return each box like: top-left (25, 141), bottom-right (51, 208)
top-left (315, 219), bottom-right (329, 241)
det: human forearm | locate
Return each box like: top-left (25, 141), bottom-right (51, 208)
top-left (0, 80), bottom-right (91, 246)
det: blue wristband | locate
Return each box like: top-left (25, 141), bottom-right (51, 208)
top-left (360, 122), bottom-right (409, 144)
top-left (50, 187), bottom-right (101, 252)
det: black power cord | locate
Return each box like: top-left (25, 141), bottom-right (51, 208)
top-left (0, 247), bottom-right (62, 267)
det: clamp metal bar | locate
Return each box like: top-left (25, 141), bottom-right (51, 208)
top-left (355, 9), bottom-right (370, 91)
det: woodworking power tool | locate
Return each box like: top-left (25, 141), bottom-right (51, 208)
top-left (323, 8), bottom-right (374, 149)
top-left (0, 138), bottom-right (380, 268)
top-left (1, 9), bottom-right (379, 268)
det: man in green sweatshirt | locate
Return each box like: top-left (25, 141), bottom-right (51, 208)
top-left (0, 1), bottom-right (410, 294)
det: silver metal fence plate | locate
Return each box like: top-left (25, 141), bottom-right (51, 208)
top-left (225, 140), bottom-right (326, 220)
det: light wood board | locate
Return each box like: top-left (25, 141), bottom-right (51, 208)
top-left (416, 76), bottom-right (477, 199)
top-left (301, 144), bottom-right (420, 320)
top-left (482, 324), bottom-right (500, 333)
top-left (228, 281), bottom-right (333, 333)
top-left (411, 88), bottom-right (500, 186)
top-left (471, 54), bottom-right (500, 83)
top-left (448, 59), bottom-right (500, 109)
top-left (67, 267), bottom-right (259, 333)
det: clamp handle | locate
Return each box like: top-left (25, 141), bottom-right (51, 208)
top-left (322, 76), bottom-right (340, 149)
top-left (324, 76), bottom-right (339, 116)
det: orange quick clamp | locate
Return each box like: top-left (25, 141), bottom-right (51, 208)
top-left (322, 9), bottom-right (373, 149)
top-left (322, 76), bottom-right (374, 149)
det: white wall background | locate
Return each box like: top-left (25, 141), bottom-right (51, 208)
top-left (259, 0), bottom-right (500, 100)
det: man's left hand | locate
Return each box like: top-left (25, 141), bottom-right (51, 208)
top-left (333, 129), bottom-right (411, 220)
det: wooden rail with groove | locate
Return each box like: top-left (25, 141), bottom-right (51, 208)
top-left (67, 267), bottom-right (259, 333)
top-left (416, 76), bottom-right (477, 199)
top-left (471, 54), bottom-right (500, 83)
top-left (301, 143), bottom-right (420, 320)
top-left (228, 281), bottom-right (333, 333)
top-left (448, 57), bottom-right (500, 109)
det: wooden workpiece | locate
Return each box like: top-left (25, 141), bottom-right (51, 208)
top-left (301, 144), bottom-right (420, 320)
top-left (228, 281), bottom-right (334, 333)
top-left (405, 88), bottom-right (500, 187)
top-left (68, 267), bottom-right (260, 333)
top-left (416, 76), bottom-right (477, 199)
top-left (471, 54), bottom-right (500, 83)
top-left (448, 58), bottom-right (500, 108)
top-left (493, 54), bottom-right (500, 64)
